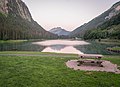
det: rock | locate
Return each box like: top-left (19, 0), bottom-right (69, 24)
top-left (0, 0), bottom-right (8, 15)
top-left (0, 0), bottom-right (32, 21)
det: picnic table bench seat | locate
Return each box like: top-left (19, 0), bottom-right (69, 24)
top-left (77, 54), bottom-right (103, 67)
top-left (78, 54), bottom-right (103, 59)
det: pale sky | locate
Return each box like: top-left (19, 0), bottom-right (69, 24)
top-left (22, 0), bottom-right (120, 31)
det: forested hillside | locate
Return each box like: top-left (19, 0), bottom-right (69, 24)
top-left (0, 0), bottom-right (57, 40)
top-left (70, 1), bottom-right (120, 39)
top-left (84, 13), bottom-right (120, 40)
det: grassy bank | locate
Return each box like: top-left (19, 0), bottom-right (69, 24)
top-left (107, 46), bottom-right (120, 53)
top-left (98, 39), bottom-right (120, 45)
top-left (108, 46), bottom-right (120, 51)
top-left (0, 40), bottom-right (28, 43)
top-left (0, 52), bottom-right (120, 87)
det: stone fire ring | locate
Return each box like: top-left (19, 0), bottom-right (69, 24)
top-left (66, 60), bottom-right (120, 74)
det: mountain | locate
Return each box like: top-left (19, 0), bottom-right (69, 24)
top-left (49, 27), bottom-right (70, 36)
top-left (0, 0), bottom-right (57, 40)
top-left (84, 12), bottom-right (120, 39)
top-left (70, 1), bottom-right (120, 38)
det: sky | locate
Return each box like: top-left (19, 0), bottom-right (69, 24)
top-left (22, 0), bottom-right (120, 31)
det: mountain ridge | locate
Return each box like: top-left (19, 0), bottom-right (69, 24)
top-left (0, 0), bottom-right (57, 40)
top-left (84, 12), bottom-right (120, 39)
top-left (49, 27), bottom-right (70, 36)
top-left (70, 1), bottom-right (120, 38)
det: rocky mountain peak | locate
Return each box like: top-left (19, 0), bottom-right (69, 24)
top-left (0, 0), bottom-right (32, 22)
top-left (112, 1), bottom-right (120, 8)
top-left (0, 0), bottom-right (8, 15)
top-left (49, 27), bottom-right (70, 36)
top-left (115, 5), bottom-right (120, 11)
top-left (105, 1), bottom-right (120, 19)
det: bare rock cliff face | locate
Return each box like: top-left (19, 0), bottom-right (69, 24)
top-left (0, 0), bottom-right (8, 15)
top-left (0, 0), bottom-right (32, 22)
top-left (105, 3), bottom-right (120, 19)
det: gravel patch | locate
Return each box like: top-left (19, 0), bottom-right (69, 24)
top-left (66, 60), bottom-right (120, 74)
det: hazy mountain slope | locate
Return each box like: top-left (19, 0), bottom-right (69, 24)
top-left (70, 1), bottom-right (120, 38)
top-left (84, 12), bottom-right (120, 39)
top-left (49, 27), bottom-right (70, 36)
top-left (0, 0), bottom-right (57, 40)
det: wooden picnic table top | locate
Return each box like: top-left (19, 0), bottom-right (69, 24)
top-left (78, 54), bottom-right (103, 59)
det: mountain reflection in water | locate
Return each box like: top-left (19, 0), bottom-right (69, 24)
top-left (42, 45), bottom-right (84, 54)
top-left (33, 40), bottom-right (89, 54)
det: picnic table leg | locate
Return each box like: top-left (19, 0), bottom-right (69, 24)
top-left (77, 60), bottom-right (84, 66)
top-left (97, 61), bottom-right (103, 67)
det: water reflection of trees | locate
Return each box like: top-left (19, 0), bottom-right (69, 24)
top-left (74, 41), bottom-right (119, 55)
top-left (0, 42), bottom-right (45, 51)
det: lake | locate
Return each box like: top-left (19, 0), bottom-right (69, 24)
top-left (0, 39), bottom-right (119, 55)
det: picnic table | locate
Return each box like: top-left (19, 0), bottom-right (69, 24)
top-left (77, 54), bottom-right (103, 67)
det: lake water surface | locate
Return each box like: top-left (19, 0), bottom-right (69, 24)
top-left (0, 39), bottom-right (119, 55)
top-left (33, 40), bottom-right (89, 54)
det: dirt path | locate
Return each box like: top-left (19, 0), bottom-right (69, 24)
top-left (0, 53), bottom-right (77, 58)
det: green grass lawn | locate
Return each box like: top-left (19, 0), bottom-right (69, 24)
top-left (0, 52), bottom-right (120, 87)
top-left (109, 47), bottom-right (120, 51)
top-left (0, 40), bottom-right (28, 43)
top-left (99, 39), bottom-right (120, 45)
